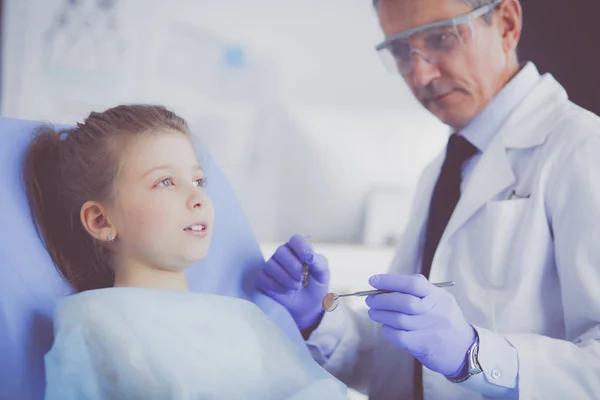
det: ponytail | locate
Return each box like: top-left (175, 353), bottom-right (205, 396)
top-left (23, 126), bottom-right (114, 292)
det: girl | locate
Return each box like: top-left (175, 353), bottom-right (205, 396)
top-left (24, 104), bottom-right (347, 399)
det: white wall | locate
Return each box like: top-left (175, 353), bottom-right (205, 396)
top-left (2, 4), bottom-right (446, 397)
top-left (2, 0), bottom-right (449, 243)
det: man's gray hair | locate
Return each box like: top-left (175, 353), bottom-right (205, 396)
top-left (372, 0), bottom-right (496, 23)
top-left (373, 0), bottom-right (496, 7)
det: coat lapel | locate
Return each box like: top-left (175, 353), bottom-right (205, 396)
top-left (438, 74), bottom-right (570, 245)
top-left (442, 133), bottom-right (516, 242)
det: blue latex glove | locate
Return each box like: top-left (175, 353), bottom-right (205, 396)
top-left (365, 273), bottom-right (475, 378)
top-left (256, 235), bottom-right (330, 331)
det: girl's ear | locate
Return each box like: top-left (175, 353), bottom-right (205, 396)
top-left (80, 201), bottom-right (117, 242)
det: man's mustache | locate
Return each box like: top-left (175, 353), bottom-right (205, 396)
top-left (417, 81), bottom-right (460, 102)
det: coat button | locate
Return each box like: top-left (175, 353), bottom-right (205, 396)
top-left (491, 369), bottom-right (502, 379)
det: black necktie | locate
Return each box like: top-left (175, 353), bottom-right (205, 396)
top-left (414, 133), bottom-right (478, 400)
top-left (421, 133), bottom-right (479, 279)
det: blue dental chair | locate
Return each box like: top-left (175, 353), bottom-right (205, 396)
top-left (0, 116), bottom-right (304, 400)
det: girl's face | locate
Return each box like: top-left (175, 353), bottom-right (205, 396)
top-left (109, 131), bottom-right (214, 273)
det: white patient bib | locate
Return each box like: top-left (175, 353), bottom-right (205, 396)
top-left (44, 287), bottom-right (347, 399)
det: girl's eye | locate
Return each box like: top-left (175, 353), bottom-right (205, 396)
top-left (156, 177), bottom-right (174, 187)
top-left (194, 178), bottom-right (205, 187)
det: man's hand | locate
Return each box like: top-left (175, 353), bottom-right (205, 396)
top-left (366, 273), bottom-right (475, 377)
top-left (256, 235), bottom-right (330, 332)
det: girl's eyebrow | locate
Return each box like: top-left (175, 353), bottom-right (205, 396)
top-left (141, 165), bottom-right (173, 179)
top-left (142, 165), bottom-right (204, 178)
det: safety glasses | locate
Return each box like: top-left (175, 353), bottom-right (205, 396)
top-left (374, 0), bottom-right (503, 74)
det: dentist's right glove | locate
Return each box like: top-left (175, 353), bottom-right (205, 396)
top-left (366, 273), bottom-right (475, 378)
top-left (256, 234), bottom-right (330, 332)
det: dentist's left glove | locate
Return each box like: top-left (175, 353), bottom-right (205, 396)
top-left (366, 273), bottom-right (476, 378)
top-left (256, 234), bottom-right (330, 331)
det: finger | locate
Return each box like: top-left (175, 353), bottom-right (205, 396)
top-left (381, 326), bottom-right (428, 357)
top-left (380, 325), bottom-right (411, 353)
top-left (419, 287), bottom-right (445, 311)
top-left (256, 269), bottom-right (294, 295)
top-left (365, 292), bottom-right (432, 315)
top-left (368, 310), bottom-right (428, 331)
top-left (263, 258), bottom-right (302, 291)
top-left (272, 245), bottom-right (304, 280)
top-left (369, 273), bottom-right (433, 298)
top-left (286, 234), bottom-right (316, 265)
top-left (307, 253), bottom-right (330, 284)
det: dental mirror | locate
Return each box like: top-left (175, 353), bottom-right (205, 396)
top-left (322, 281), bottom-right (455, 312)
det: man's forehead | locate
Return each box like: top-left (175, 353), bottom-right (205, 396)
top-left (377, 0), bottom-right (474, 36)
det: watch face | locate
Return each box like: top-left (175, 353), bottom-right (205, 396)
top-left (447, 337), bottom-right (482, 383)
top-left (468, 342), bottom-right (482, 374)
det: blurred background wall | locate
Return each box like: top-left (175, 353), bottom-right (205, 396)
top-left (0, 0), bottom-right (449, 247)
top-left (517, 0), bottom-right (600, 118)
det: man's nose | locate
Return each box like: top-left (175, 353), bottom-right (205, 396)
top-left (408, 51), bottom-right (440, 88)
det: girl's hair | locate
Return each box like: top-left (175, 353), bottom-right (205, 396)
top-left (23, 104), bottom-right (191, 293)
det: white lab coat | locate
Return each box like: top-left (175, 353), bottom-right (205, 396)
top-left (309, 73), bottom-right (600, 399)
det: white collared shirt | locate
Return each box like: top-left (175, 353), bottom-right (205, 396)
top-left (459, 62), bottom-right (541, 191)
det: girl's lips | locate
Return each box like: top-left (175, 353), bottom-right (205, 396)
top-left (183, 222), bottom-right (209, 237)
top-left (184, 229), bottom-right (208, 238)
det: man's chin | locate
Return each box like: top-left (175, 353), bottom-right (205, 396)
top-left (428, 105), bottom-right (474, 129)
top-left (438, 113), bottom-right (472, 130)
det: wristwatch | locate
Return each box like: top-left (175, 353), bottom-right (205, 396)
top-left (447, 330), bottom-right (483, 383)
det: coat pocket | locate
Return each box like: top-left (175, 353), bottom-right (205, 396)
top-left (481, 199), bottom-right (531, 287)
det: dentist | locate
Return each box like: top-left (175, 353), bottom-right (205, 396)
top-left (257, 0), bottom-right (600, 399)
